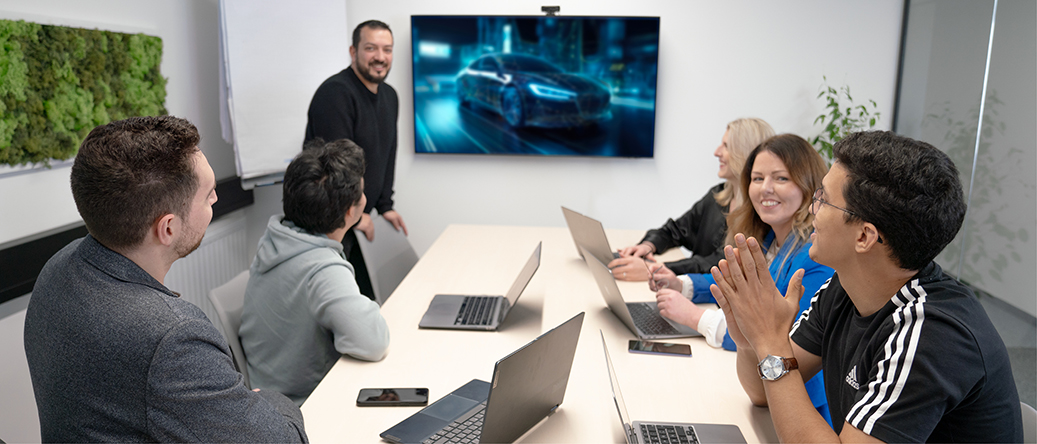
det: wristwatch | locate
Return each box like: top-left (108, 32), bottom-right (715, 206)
top-left (758, 354), bottom-right (798, 381)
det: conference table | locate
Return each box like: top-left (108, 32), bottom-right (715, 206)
top-left (301, 224), bottom-right (777, 443)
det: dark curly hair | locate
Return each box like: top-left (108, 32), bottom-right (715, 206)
top-left (833, 131), bottom-right (966, 270)
top-left (71, 116), bottom-right (200, 250)
top-left (283, 138), bottom-right (366, 234)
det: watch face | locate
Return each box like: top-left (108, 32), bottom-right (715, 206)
top-left (760, 356), bottom-right (784, 380)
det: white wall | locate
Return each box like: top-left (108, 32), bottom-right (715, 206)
top-left (334, 0), bottom-right (904, 256)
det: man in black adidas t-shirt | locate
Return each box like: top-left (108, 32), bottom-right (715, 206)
top-left (708, 131), bottom-right (1022, 442)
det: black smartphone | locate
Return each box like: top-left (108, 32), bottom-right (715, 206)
top-left (356, 388), bottom-right (430, 406)
top-left (628, 340), bottom-right (692, 357)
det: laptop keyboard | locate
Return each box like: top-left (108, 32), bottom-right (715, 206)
top-left (422, 402), bottom-right (486, 444)
top-left (640, 423), bottom-right (700, 444)
top-left (628, 303), bottom-right (681, 336)
top-left (456, 296), bottom-right (497, 326)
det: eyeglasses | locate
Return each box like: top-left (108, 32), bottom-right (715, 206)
top-left (810, 187), bottom-right (858, 217)
top-left (810, 188), bottom-right (883, 243)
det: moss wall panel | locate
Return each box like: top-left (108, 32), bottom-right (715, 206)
top-left (0, 19), bottom-right (166, 166)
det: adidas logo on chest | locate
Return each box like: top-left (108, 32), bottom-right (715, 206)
top-left (845, 365), bottom-right (860, 390)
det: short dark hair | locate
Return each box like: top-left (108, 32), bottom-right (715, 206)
top-left (283, 138), bottom-right (366, 234)
top-left (834, 131), bottom-right (966, 270)
top-left (71, 116), bottom-right (200, 250)
top-left (352, 20), bottom-right (392, 49)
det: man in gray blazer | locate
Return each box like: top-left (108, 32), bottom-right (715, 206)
top-left (23, 116), bottom-right (308, 442)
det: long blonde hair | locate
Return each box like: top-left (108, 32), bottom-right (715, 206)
top-left (725, 134), bottom-right (828, 265)
top-left (713, 118), bottom-right (775, 207)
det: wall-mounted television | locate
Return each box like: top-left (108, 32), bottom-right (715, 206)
top-left (411, 15), bottom-right (660, 158)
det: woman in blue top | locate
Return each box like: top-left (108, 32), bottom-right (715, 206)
top-left (650, 133), bottom-right (835, 426)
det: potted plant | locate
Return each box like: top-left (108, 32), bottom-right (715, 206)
top-left (810, 76), bottom-right (881, 164)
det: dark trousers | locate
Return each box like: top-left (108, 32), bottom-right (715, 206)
top-left (343, 229), bottom-right (376, 301)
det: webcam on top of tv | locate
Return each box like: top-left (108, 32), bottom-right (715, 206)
top-left (541, 6), bottom-right (560, 16)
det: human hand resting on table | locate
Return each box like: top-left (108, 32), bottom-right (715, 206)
top-left (618, 242), bottom-right (654, 258)
top-left (655, 288), bottom-right (703, 328)
top-left (708, 233), bottom-right (805, 351)
top-left (608, 255), bottom-right (655, 281)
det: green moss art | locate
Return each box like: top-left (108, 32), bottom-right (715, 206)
top-left (0, 19), bottom-right (167, 166)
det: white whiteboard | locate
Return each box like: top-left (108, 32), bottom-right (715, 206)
top-left (218, 0), bottom-right (349, 188)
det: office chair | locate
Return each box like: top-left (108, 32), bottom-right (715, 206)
top-left (207, 270), bottom-right (252, 388)
top-left (357, 214), bottom-right (419, 306)
top-left (1023, 402), bottom-right (1036, 444)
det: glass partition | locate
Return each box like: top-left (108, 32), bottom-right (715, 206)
top-left (894, 0), bottom-right (1036, 318)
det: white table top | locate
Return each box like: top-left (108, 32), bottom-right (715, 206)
top-left (300, 224), bottom-right (777, 443)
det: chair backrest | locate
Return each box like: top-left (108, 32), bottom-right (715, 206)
top-left (1023, 402), bottom-right (1037, 444)
top-left (357, 214), bottom-right (419, 306)
top-left (207, 270), bottom-right (252, 388)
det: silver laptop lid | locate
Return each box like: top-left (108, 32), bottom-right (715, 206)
top-left (499, 241), bottom-right (541, 322)
top-left (582, 246), bottom-right (640, 335)
top-left (601, 331), bottom-right (637, 443)
top-left (561, 206), bottom-right (616, 267)
top-left (480, 312), bottom-right (585, 443)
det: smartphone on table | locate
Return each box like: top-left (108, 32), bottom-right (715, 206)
top-left (356, 388), bottom-right (430, 406)
top-left (628, 340), bottom-right (692, 357)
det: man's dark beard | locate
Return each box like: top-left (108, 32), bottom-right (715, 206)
top-left (357, 61), bottom-right (389, 84)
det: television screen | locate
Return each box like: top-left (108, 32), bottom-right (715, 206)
top-left (411, 15), bottom-right (660, 157)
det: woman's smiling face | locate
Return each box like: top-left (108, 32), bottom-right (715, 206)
top-left (749, 150), bottom-right (804, 240)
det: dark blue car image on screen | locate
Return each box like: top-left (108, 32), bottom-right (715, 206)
top-left (456, 53), bottom-right (612, 128)
top-left (411, 15), bottom-right (659, 157)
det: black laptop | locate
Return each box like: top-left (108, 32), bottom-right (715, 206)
top-left (418, 242), bottom-right (541, 330)
top-left (601, 331), bottom-right (746, 444)
top-left (381, 312), bottom-right (585, 444)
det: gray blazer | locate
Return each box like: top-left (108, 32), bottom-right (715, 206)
top-left (24, 235), bottom-right (308, 442)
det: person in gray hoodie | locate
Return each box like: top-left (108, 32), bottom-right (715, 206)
top-left (241, 138), bottom-right (390, 406)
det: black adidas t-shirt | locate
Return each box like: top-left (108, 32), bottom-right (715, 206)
top-left (790, 262), bottom-right (1022, 442)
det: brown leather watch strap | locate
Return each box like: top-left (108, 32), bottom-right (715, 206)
top-left (784, 357), bottom-right (799, 371)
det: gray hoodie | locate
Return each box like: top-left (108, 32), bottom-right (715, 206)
top-left (241, 215), bottom-right (390, 405)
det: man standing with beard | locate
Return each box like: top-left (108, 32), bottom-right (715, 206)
top-left (305, 20), bottom-right (407, 300)
top-left (24, 116), bottom-right (308, 442)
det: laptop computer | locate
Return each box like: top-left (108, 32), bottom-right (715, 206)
top-left (418, 242), bottom-right (541, 330)
top-left (381, 312), bottom-right (585, 444)
top-left (601, 331), bottom-right (746, 444)
top-left (582, 246), bottom-right (700, 340)
top-left (561, 206), bottom-right (620, 266)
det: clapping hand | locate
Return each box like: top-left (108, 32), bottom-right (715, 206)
top-left (708, 234), bottom-right (805, 351)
